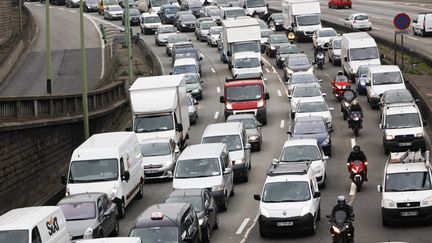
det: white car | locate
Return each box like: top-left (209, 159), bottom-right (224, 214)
top-left (231, 52), bottom-right (263, 78)
top-left (207, 26), bottom-right (223, 47)
top-left (289, 84), bottom-right (325, 119)
top-left (276, 139), bottom-right (328, 186)
top-left (140, 12), bottom-right (162, 35)
top-left (286, 72), bottom-right (321, 95)
top-left (294, 97), bottom-right (334, 128)
top-left (254, 161), bottom-right (321, 237)
top-left (312, 27), bottom-right (338, 48)
top-left (412, 12), bottom-right (432, 36)
top-left (140, 137), bottom-right (179, 179)
top-left (344, 13), bottom-right (372, 31)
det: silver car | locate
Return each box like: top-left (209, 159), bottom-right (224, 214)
top-left (154, 25), bottom-right (177, 46)
top-left (195, 20), bottom-right (217, 42)
top-left (104, 5), bottom-right (123, 20)
top-left (226, 114), bottom-right (262, 151)
top-left (187, 93), bottom-right (199, 124)
top-left (140, 137), bottom-right (180, 179)
top-left (207, 26), bottom-right (222, 47)
top-left (166, 33), bottom-right (189, 56)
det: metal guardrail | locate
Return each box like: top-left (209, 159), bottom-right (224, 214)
top-left (0, 81), bottom-right (127, 121)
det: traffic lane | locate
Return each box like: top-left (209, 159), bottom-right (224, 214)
top-left (0, 3), bottom-right (102, 95)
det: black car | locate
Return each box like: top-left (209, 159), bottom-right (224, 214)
top-left (122, 8), bottom-right (141, 26)
top-left (177, 14), bottom-right (197, 32)
top-left (275, 44), bottom-right (301, 69)
top-left (267, 13), bottom-right (284, 31)
top-left (166, 189), bottom-right (218, 243)
top-left (83, 0), bottom-right (99, 12)
top-left (160, 4), bottom-right (178, 24)
top-left (129, 203), bottom-right (201, 243)
top-left (264, 34), bottom-right (289, 58)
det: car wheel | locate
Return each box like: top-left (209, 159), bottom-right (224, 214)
top-left (111, 217), bottom-right (120, 236)
top-left (135, 181), bottom-right (143, 200)
top-left (213, 214), bottom-right (219, 230)
top-left (202, 224), bottom-right (211, 243)
top-left (219, 194), bottom-right (228, 212)
top-left (117, 200), bottom-right (125, 219)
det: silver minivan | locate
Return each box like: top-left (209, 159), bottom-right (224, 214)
top-left (173, 143), bottom-right (234, 211)
top-left (201, 122), bottom-right (251, 182)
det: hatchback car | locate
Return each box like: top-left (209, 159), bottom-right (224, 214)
top-left (327, 36), bottom-right (342, 65)
top-left (294, 97), bottom-right (334, 128)
top-left (284, 54), bottom-right (313, 82)
top-left (122, 8), bottom-right (141, 26)
top-left (185, 73), bottom-right (204, 99)
top-left (172, 58), bottom-right (200, 75)
top-left (177, 14), bottom-right (198, 32)
top-left (166, 189), bottom-right (218, 243)
top-left (207, 26), bottom-right (223, 46)
top-left (187, 93), bottom-right (199, 124)
top-left (289, 116), bottom-right (332, 156)
top-left (83, 0), bottom-right (99, 12)
top-left (57, 193), bottom-right (119, 240)
top-left (181, 0), bottom-right (202, 17)
top-left (286, 72), bottom-right (321, 94)
top-left (154, 25), bottom-right (177, 46)
top-left (104, 5), bottom-right (123, 20)
top-left (140, 13), bottom-right (162, 34)
top-left (345, 13), bottom-right (372, 31)
top-left (231, 52), bottom-right (262, 78)
top-left (275, 44), bottom-right (301, 69)
top-left (267, 13), bottom-right (284, 30)
top-left (140, 138), bottom-right (179, 179)
top-left (195, 20), bottom-right (217, 41)
top-left (312, 27), bottom-right (337, 48)
top-left (289, 84), bottom-right (325, 118)
top-left (226, 114), bottom-right (262, 151)
top-left (159, 4), bottom-right (178, 24)
top-left (166, 34), bottom-right (190, 56)
top-left (265, 34), bottom-right (289, 58)
top-left (206, 8), bottom-right (223, 25)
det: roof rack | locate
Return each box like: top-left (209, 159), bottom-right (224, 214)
top-left (385, 103), bottom-right (416, 110)
top-left (225, 77), bottom-right (263, 82)
top-left (388, 150), bottom-right (430, 168)
top-left (266, 160), bottom-right (311, 176)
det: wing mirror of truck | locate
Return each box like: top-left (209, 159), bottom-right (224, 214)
top-left (219, 96), bottom-right (225, 103)
top-left (344, 57), bottom-right (348, 62)
top-left (366, 81), bottom-right (371, 86)
top-left (377, 185), bottom-right (383, 193)
top-left (200, 56), bottom-right (203, 60)
top-left (169, 72), bottom-right (173, 75)
top-left (122, 171), bottom-right (130, 181)
top-left (380, 54), bottom-right (385, 59)
top-left (245, 143), bottom-right (251, 150)
top-left (243, 4), bottom-right (246, 8)
top-left (227, 51), bottom-right (232, 57)
top-left (223, 167), bottom-right (232, 174)
top-left (254, 194), bottom-right (261, 201)
top-left (265, 92), bottom-right (270, 100)
top-left (287, 130), bottom-right (292, 135)
top-left (291, 23), bottom-right (294, 28)
top-left (266, 3), bottom-right (269, 7)
top-left (415, 98), bottom-right (420, 104)
top-left (313, 191), bottom-right (321, 198)
top-left (176, 123), bottom-right (183, 132)
top-left (61, 175), bottom-right (67, 185)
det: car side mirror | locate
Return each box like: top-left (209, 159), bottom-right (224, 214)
top-left (219, 96), bottom-right (225, 103)
top-left (245, 143), bottom-right (251, 150)
top-left (253, 194), bottom-right (261, 201)
top-left (200, 56), bottom-right (203, 60)
top-left (223, 167), bottom-right (232, 174)
top-left (227, 51), bottom-right (231, 56)
top-left (344, 57), bottom-right (347, 62)
top-left (329, 107), bottom-right (334, 111)
top-left (415, 99), bottom-right (420, 103)
top-left (377, 185), bottom-right (383, 193)
top-left (287, 130), bottom-right (292, 135)
top-left (122, 171), bottom-right (130, 181)
top-left (265, 92), bottom-right (270, 100)
top-left (318, 79), bottom-right (323, 83)
top-left (313, 191), bottom-right (321, 198)
top-left (287, 94), bottom-right (292, 99)
top-left (229, 64), bottom-right (233, 69)
top-left (328, 128), bottom-right (334, 133)
top-left (345, 18), bottom-right (349, 21)
top-left (243, 5), bottom-right (246, 8)
top-left (176, 123), bottom-right (183, 132)
top-left (323, 156), bottom-right (329, 160)
top-left (174, 146), bottom-right (180, 154)
top-left (291, 23), bottom-right (294, 28)
top-left (61, 175), bottom-right (67, 185)
top-left (257, 122), bottom-right (262, 127)
top-left (322, 93), bottom-right (326, 97)
top-left (366, 81), bottom-right (371, 86)
top-left (380, 54), bottom-right (385, 59)
top-left (169, 72), bottom-right (173, 75)
top-left (266, 3), bottom-right (269, 7)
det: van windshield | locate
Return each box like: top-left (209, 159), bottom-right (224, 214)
top-left (175, 158), bottom-right (221, 178)
top-left (59, 202), bottom-right (96, 220)
top-left (233, 42), bottom-right (260, 53)
top-left (130, 227), bottom-right (178, 243)
top-left (0, 230), bottom-right (28, 243)
top-left (135, 114), bottom-right (174, 133)
top-left (225, 9), bottom-right (245, 18)
top-left (69, 159), bottom-right (118, 183)
top-left (385, 172), bottom-right (431, 192)
top-left (386, 113), bottom-right (421, 129)
top-left (349, 47), bottom-right (379, 61)
top-left (372, 71), bottom-right (403, 85)
top-left (246, 0), bottom-right (265, 8)
top-left (226, 85), bottom-right (262, 102)
top-left (202, 135), bottom-right (242, 151)
top-left (263, 181), bottom-right (311, 202)
top-left (296, 15), bottom-right (320, 26)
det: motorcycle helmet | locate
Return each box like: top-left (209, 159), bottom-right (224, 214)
top-left (337, 71), bottom-right (344, 76)
top-left (353, 145), bottom-right (361, 153)
top-left (337, 195), bottom-right (346, 208)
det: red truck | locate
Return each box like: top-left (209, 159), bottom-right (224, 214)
top-left (328, 0), bottom-right (352, 9)
top-left (219, 77), bottom-right (270, 125)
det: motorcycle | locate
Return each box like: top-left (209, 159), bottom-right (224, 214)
top-left (316, 52), bottom-right (325, 70)
top-left (326, 211), bottom-right (354, 243)
top-left (332, 74), bottom-right (350, 101)
top-left (349, 111), bottom-right (363, 136)
top-left (341, 89), bottom-right (356, 120)
top-left (288, 31), bottom-right (295, 44)
top-left (348, 160), bottom-right (366, 191)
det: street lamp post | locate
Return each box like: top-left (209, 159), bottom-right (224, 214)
top-left (80, 0), bottom-right (89, 139)
top-left (45, 0), bottom-right (52, 94)
top-left (124, 0), bottom-right (133, 85)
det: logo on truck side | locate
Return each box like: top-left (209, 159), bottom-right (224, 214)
top-left (46, 216), bottom-right (60, 236)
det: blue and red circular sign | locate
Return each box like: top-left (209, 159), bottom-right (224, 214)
top-left (393, 13), bottom-right (411, 31)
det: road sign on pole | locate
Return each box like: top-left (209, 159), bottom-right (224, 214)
top-left (393, 13), bottom-right (411, 31)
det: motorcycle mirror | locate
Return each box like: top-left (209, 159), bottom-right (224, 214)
top-left (377, 185), bottom-right (382, 193)
top-left (329, 107), bottom-right (334, 111)
top-left (322, 93), bottom-right (326, 97)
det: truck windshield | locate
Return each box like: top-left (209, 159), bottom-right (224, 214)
top-left (235, 57), bottom-right (260, 68)
top-left (263, 181), bottom-right (311, 202)
top-left (332, 40), bottom-right (341, 49)
top-left (174, 64), bottom-right (197, 75)
top-left (130, 227), bottom-right (178, 242)
top-left (141, 142), bottom-right (171, 157)
top-left (226, 85), bottom-right (262, 101)
top-left (202, 135), bottom-right (242, 151)
top-left (281, 145), bottom-right (321, 162)
top-left (372, 72), bottom-right (403, 85)
top-left (59, 202), bottom-right (96, 221)
top-left (226, 9), bottom-right (245, 18)
top-left (0, 230), bottom-right (28, 243)
top-left (349, 47), bottom-right (378, 61)
top-left (246, 0), bottom-right (265, 8)
top-left (151, 0), bottom-right (169, 7)
top-left (134, 114), bottom-right (174, 133)
top-left (175, 158), bottom-right (221, 178)
top-left (69, 159), bottom-right (118, 183)
top-left (385, 113), bottom-right (421, 129)
top-left (385, 172), bottom-right (431, 192)
top-left (233, 42), bottom-right (260, 53)
top-left (296, 15), bottom-right (320, 26)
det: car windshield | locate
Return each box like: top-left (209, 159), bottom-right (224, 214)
top-left (129, 9), bottom-right (141, 16)
top-left (163, 7), bottom-right (177, 14)
top-left (135, 114), bottom-right (174, 133)
top-left (281, 145), bottom-right (321, 162)
top-left (233, 42), bottom-right (259, 53)
top-left (141, 142), bottom-right (171, 157)
top-left (159, 26), bottom-right (176, 33)
top-left (226, 9), bottom-right (245, 18)
top-left (385, 92), bottom-right (414, 104)
top-left (246, 0), bottom-right (265, 8)
top-left (261, 30), bottom-right (273, 38)
top-left (372, 71), bottom-right (403, 85)
top-left (235, 57), bottom-right (260, 68)
top-left (151, 0), bottom-right (169, 7)
top-left (166, 196), bottom-right (203, 212)
top-left (175, 158), bottom-right (221, 178)
top-left (174, 64), bottom-right (197, 74)
top-left (296, 15), bottom-right (320, 26)
top-left (182, 15), bottom-right (196, 21)
top-left (202, 135), bottom-right (242, 151)
top-left (210, 27), bottom-right (222, 35)
top-left (293, 87), bottom-right (321, 97)
top-left (262, 181), bottom-right (311, 202)
top-left (226, 85), bottom-right (262, 101)
top-left (59, 202), bottom-right (96, 221)
top-left (354, 15), bottom-right (369, 21)
top-left (145, 16), bottom-right (161, 23)
top-left (279, 45), bottom-right (299, 54)
top-left (270, 35), bottom-right (288, 44)
top-left (229, 118), bottom-right (257, 129)
top-left (185, 74), bottom-right (200, 84)
top-left (291, 74), bottom-right (318, 84)
top-left (288, 56), bottom-right (310, 66)
top-left (319, 29), bottom-right (337, 37)
top-left (386, 113), bottom-right (421, 129)
top-left (130, 227), bottom-right (178, 243)
top-left (110, 6), bottom-right (122, 11)
top-left (69, 159), bottom-right (118, 183)
top-left (189, 0), bottom-right (202, 7)
top-left (332, 39), bottom-right (341, 49)
top-left (385, 172), bottom-right (431, 192)
top-left (209, 9), bottom-right (222, 17)
top-left (201, 21), bottom-right (217, 29)
top-left (0, 230), bottom-right (28, 243)
top-left (168, 34), bottom-right (188, 43)
top-left (349, 47), bottom-right (379, 61)
top-left (294, 121), bottom-right (326, 134)
top-left (271, 13), bottom-right (283, 20)
top-left (297, 101), bottom-right (327, 113)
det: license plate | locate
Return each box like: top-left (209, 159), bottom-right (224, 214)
top-left (399, 142), bottom-right (412, 147)
top-left (145, 169), bottom-right (159, 174)
top-left (400, 211), bottom-right (418, 216)
top-left (277, 221), bottom-right (293, 226)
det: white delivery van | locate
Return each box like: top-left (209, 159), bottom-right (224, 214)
top-left (341, 32), bottom-right (381, 79)
top-left (129, 74), bottom-right (190, 149)
top-left (282, 0), bottom-right (321, 41)
top-left (63, 132), bottom-right (144, 219)
top-left (412, 12), bottom-right (432, 37)
top-left (237, 0), bottom-right (268, 18)
top-left (77, 238), bottom-right (141, 243)
top-left (0, 206), bottom-right (70, 243)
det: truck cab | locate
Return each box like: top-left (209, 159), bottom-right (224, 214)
top-left (219, 77), bottom-right (269, 124)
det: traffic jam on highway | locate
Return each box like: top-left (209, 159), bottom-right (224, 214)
top-left (2, 0), bottom-right (432, 242)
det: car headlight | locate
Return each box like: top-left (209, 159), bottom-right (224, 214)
top-left (233, 159), bottom-right (245, 165)
top-left (198, 218), bottom-right (204, 226)
top-left (109, 186), bottom-right (118, 200)
top-left (226, 103), bottom-right (233, 110)
top-left (382, 199), bottom-right (396, 208)
top-left (300, 206), bottom-right (311, 217)
top-left (307, 66), bottom-right (314, 72)
top-left (211, 184), bottom-right (224, 192)
top-left (415, 133), bottom-right (423, 137)
top-left (257, 100), bottom-right (264, 108)
top-left (313, 167), bottom-right (322, 175)
top-left (385, 135), bottom-right (394, 140)
top-left (182, 24), bottom-right (186, 27)
top-left (422, 196), bottom-right (432, 206)
top-left (192, 88), bottom-right (200, 93)
top-left (321, 138), bottom-right (330, 145)
top-left (83, 227), bottom-right (93, 239)
top-left (270, 46), bottom-right (275, 50)
top-left (360, 80), bottom-right (366, 85)
top-left (248, 135), bottom-right (259, 141)
top-left (260, 207), bottom-right (270, 218)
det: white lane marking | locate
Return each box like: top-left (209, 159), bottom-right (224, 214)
top-left (280, 119), bottom-right (285, 128)
top-left (240, 214), bottom-right (259, 243)
top-left (407, 36), bottom-right (418, 41)
top-left (338, 18), bottom-right (345, 22)
top-left (216, 87), bottom-right (220, 94)
top-left (349, 182), bottom-right (357, 195)
top-left (236, 218), bottom-right (250, 235)
top-left (277, 89), bottom-right (282, 97)
top-left (324, 72), bottom-right (332, 81)
top-left (351, 138), bottom-right (356, 148)
top-left (49, 6), bottom-right (54, 8)
top-left (373, 27), bottom-right (382, 31)
top-left (36, 3), bottom-right (42, 6)
top-left (265, 67), bottom-right (270, 73)
top-left (373, 16), bottom-right (382, 19)
top-left (214, 111), bottom-right (219, 120)
top-left (84, 15), bottom-right (105, 80)
top-left (271, 65), bottom-right (277, 73)
top-left (211, 67), bottom-right (216, 73)
top-left (58, 8), bottom-right (65, 10)
top-left (69, 10), bottom-right (76, 13)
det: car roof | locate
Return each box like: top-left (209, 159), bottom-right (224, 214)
top-left (383, 89), bottom-right (411, 96)
top-left (179, 143), bottom-right (226, 160)
top-left (203, 122), bottom-right (243, 137)
top-left (283, 138), bottom-right (319, 148)
top-left (351, 13), bottom-right (369, 17)
top-left (297, 96), bottom-right (325, 103)
top-left (226, 114), bottom-right (256, 120)
top-left (58, 193), bottom-right (104, 204)
top-left (133, 203), bottom-right (190, 229)
top-left (295, 116), bottom-right (326, 122)
top-left (169, 188), bottom-right (206, 198)
top-left (221, 6), bottom-right (243, 10)
top-left (288, 53), bottom-right (308, 59)
top-left (0, 206), bottom-right (62, 230)
top-left (368, 65), bottom-right (401, 73)
top-left (384, 104), bottom-right (419, 115)
top-left (174, 58), bottom-right (198, 65)
top-left (387, 162), bottom-right (428, 174)
top-left (142, 12), bottom-right (159, 17)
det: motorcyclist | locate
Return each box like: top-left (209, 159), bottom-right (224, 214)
top-left (347, 145), bottom-right (368, 181)
top-left (314, 44), bottom-right (325, 63)
top-left (331, 196), bottom-right (355, 242)
top-left (348, 99), bottom-right (363, 128)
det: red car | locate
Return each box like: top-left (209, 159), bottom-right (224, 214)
top-left (328, 0), bottom-right (352, 9)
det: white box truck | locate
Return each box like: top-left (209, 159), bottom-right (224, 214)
top-left (129, 74), bottom-right (190, 149)
top-left (222, 18), bottom-right (261, 69)
top-left (282, 0), bottom-right (321, 41)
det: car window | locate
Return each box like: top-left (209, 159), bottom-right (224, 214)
top-left (31, 227), bottom-right (42, 243)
